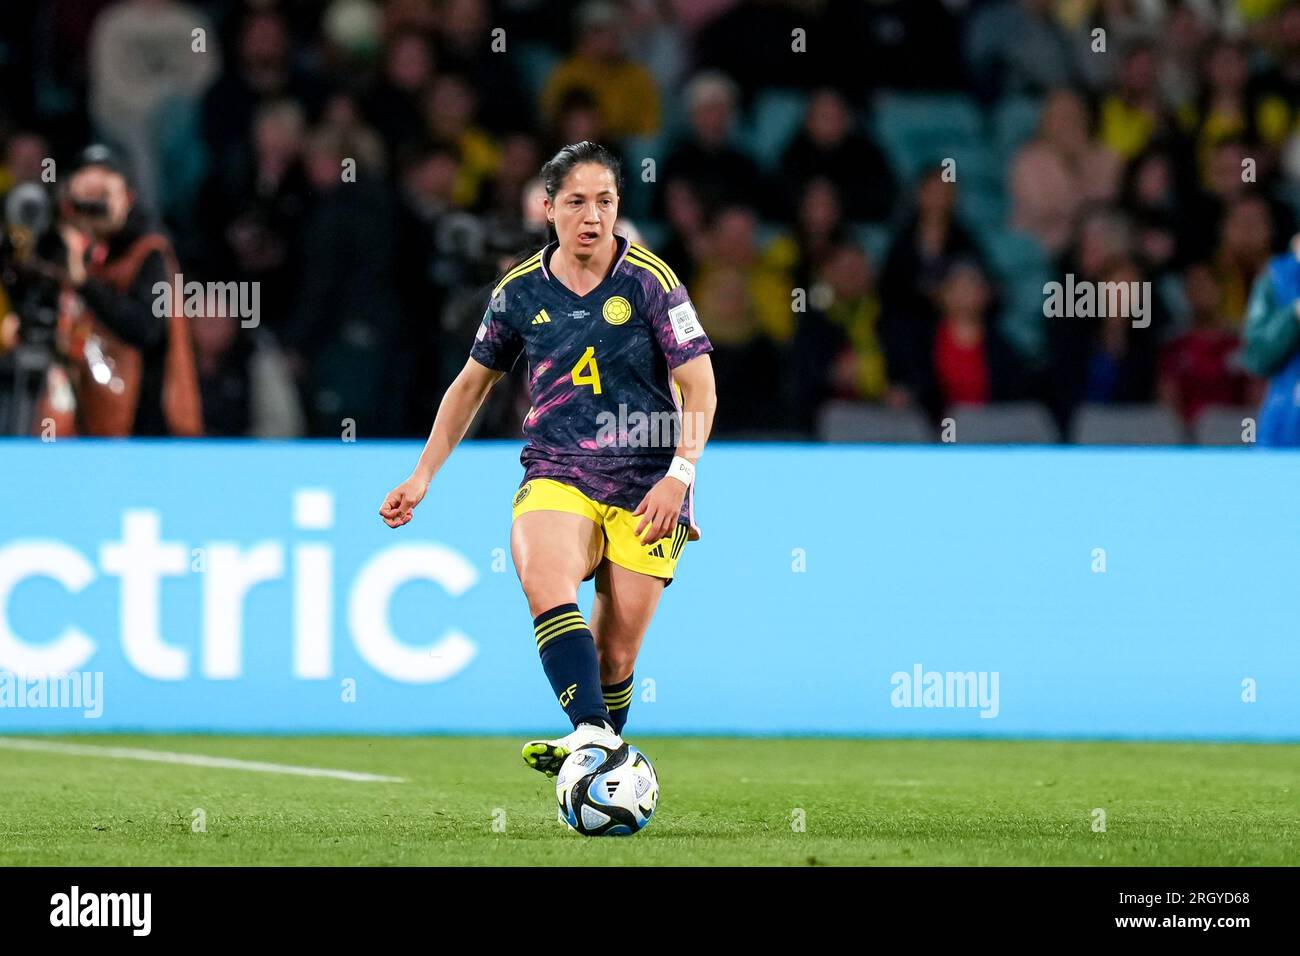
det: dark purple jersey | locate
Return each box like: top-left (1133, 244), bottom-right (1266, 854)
top-left (470, 235), bottom-right (712, 533)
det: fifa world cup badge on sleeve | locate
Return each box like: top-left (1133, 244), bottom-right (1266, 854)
top-left (668, 301), bottom-right (703, 344)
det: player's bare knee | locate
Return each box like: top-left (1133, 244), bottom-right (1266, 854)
top-left (518, 569), bottom-right (577, 617)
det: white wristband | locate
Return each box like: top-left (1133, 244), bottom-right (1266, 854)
top-left (667, 456), bottom-right (695, 488)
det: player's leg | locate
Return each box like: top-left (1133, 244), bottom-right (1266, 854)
top-left (590, 559), bottom-right (667, 734)
top-left (592, 515), bottom-right (690, 733)
top-left (511, 479), bottom-right (620, 775)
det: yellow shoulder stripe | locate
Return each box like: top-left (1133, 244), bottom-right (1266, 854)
top-left (492, 251), bottom-right (544, 296)
top-left (630, 243), bottom-right (680, 287)
top-left (626, 251), bottom-right (673, 292)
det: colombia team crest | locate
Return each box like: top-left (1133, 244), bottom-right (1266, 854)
top-left (602, 295), bottom-right (632, 326)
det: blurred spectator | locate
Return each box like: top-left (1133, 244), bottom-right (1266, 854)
top-left (1119, 148), bottom-right (1185, 277)
top-left (930, 260), bottom-right (1023, 411)
top-left (280, 126), bottom-right (404, 436)
top-left (880, 166), bottom-right (990, 410)
top-left (779, 88), bottom-right (897, 225)
top-left (625, 0), bottom-right (688, 98)
top-left (1158, 1), bottom-right (1211, 110)
top-left (1213, 193), bottom-right (1276, 324)
top-left (1158, 262), bottom-right (1255, 424)
top-left (691, 205), bottom-right (795, 430)
top-left (1177, 38), bottom-right (1289, 189)
top-left (0, 132), bottom-right (51, 193)
top-left (363, 31), bottom-right (435, 159)
top-left (656, 179), bottom-right (707, 288)
top-left (1098, 39), bottom-right (1167, 161)
top-left (1010, 89), bottom-right (1122, 255)
top-left (790, 243), bottom-right (893, 431)
top-left (422, 73), bottom-right (499, 208)
top-left (202, 8), bottom-right (329, 192)
top-left (319, 91), bottom-right (387, 173)
top-left (548, 88), bottom-right (612, 159)
top-left (199, 99), bottom-right (312, 332)
top-left (434, 0), bottom-right (528, 133)
top-left (965, 0), bottom-right (1079, 103)
top-left (1046, 257), bottom-right (1161, 432)
top-left (766, 177), bottom-right (852, 291)
top-left (540, 1), bottom-right (662, 140)
top-left (88, 0), bottom-right (219, 208)
top-left (857, 0), bottom-right (965, 91)
top-left (192, 312), bottom-right (305, 437)
top-left (659, 71), bottom-right (762, 217)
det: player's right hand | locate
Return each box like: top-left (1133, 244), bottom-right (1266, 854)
top-left (379, 476), bottom-right (429, 528)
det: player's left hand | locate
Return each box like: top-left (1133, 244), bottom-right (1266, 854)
top-left (632, 476), bottom-right (687, 545)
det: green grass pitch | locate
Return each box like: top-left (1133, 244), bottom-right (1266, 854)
top-left (1, 735), bottom-right (1296, 866)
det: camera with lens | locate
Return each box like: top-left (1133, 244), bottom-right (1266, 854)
top-left (0, 182), bottom-right (66, 348)
top-left (0, 182), bottom-right (69, 433)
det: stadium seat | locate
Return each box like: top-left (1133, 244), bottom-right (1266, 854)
top-left (1192, 405), bottom-right (1258, 447)
top-left (1071, 404), bottom-right (1186, 445)
top-left (993, 96), bottom-right (1043, 167)
top-left (740, 88), bottom-right (810, 172)
top-left (983, 229), bottom-right (1050, 363)
top-left (817, 401), bottom-right (933, 443)
top-left (515, 42), bottom-right (562, 101)
top-left (853, 223), bottom-right (893, 264)
top-left (943, 402), bottom-right (1059, 444)
top-left (153, 94), bottom-right (209, 259)
top-left (870, 92), bottom-right (985, 186)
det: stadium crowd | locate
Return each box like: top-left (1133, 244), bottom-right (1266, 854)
top-left (1, 0), bottom-right (1298, 440)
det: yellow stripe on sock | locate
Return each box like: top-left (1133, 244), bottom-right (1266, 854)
top-left (535, 621), bottom-right (588, 653)
top-left (534, 611), bottom-right (585, 644)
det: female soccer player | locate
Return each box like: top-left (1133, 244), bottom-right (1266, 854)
top-left (379, 141), bottom-right (716, 773)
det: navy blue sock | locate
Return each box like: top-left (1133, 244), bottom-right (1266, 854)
top-left (602, 674), bottom-right (634, 734)
top-left (534, 603), bottom-right (609, 729)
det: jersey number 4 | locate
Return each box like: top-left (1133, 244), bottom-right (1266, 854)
top-left (570, 346), bottom-right (602, 395)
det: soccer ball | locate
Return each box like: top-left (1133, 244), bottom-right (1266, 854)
top-left (556, 742), bottom-right (658, 836)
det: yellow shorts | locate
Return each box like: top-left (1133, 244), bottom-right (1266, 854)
top-left (511, 478), bottom-right (689, 582)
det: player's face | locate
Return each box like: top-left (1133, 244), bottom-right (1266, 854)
top-left (546, 162), bottom-right (619, 259)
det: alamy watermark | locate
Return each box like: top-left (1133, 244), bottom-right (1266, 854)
top-left (152, 274), bottom-right (260, 328)
top-left (0, 670), bottom-right (103, 718)
top-left (594, 404), bottom-right (707, 450)
top-left (890, 663), bottom-right (999, 718)
top-left (1043, 274), bottom-right (1150, 329)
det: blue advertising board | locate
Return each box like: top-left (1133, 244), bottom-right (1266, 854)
top-left (1, 440), bottom-right (1296, 739)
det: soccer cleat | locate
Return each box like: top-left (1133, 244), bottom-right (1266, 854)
top-left (522, 721), bottom-right (621, 777)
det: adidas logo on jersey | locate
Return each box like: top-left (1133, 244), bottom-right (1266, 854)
top-left (648, 543), bottom-right (665, 558)
top-left (531, 310), bottom-right (551, 325)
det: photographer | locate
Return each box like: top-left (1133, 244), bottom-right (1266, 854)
top-left (49, 145), bottom-right (202, 436)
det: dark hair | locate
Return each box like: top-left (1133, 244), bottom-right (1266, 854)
top-left (539, 141), bottom-right (623, 202)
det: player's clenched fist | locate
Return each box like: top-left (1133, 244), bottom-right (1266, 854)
top-left (379, 476), bottom-right (429, 528)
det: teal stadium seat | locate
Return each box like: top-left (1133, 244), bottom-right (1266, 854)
top-left (516, 42), bottom-right (561, 102)
top-left (870, 92), bottom-right (983, 185)
top-left (853, 223), bottom-right (893, 265)
top-left (983, 229), bottom-right (1051, 364)
top-left (993, 96), bottom-right (1043, 169)
top-left (740, 88), bottom-right (811, 173)
top-left (153, 94), bottom-right (208, 241)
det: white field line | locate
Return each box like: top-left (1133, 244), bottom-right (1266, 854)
top-left (0, 737), bottom-right (406, 783)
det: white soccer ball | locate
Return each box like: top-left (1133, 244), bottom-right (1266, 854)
top-left (556, 742), bottom-right (658, 836)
